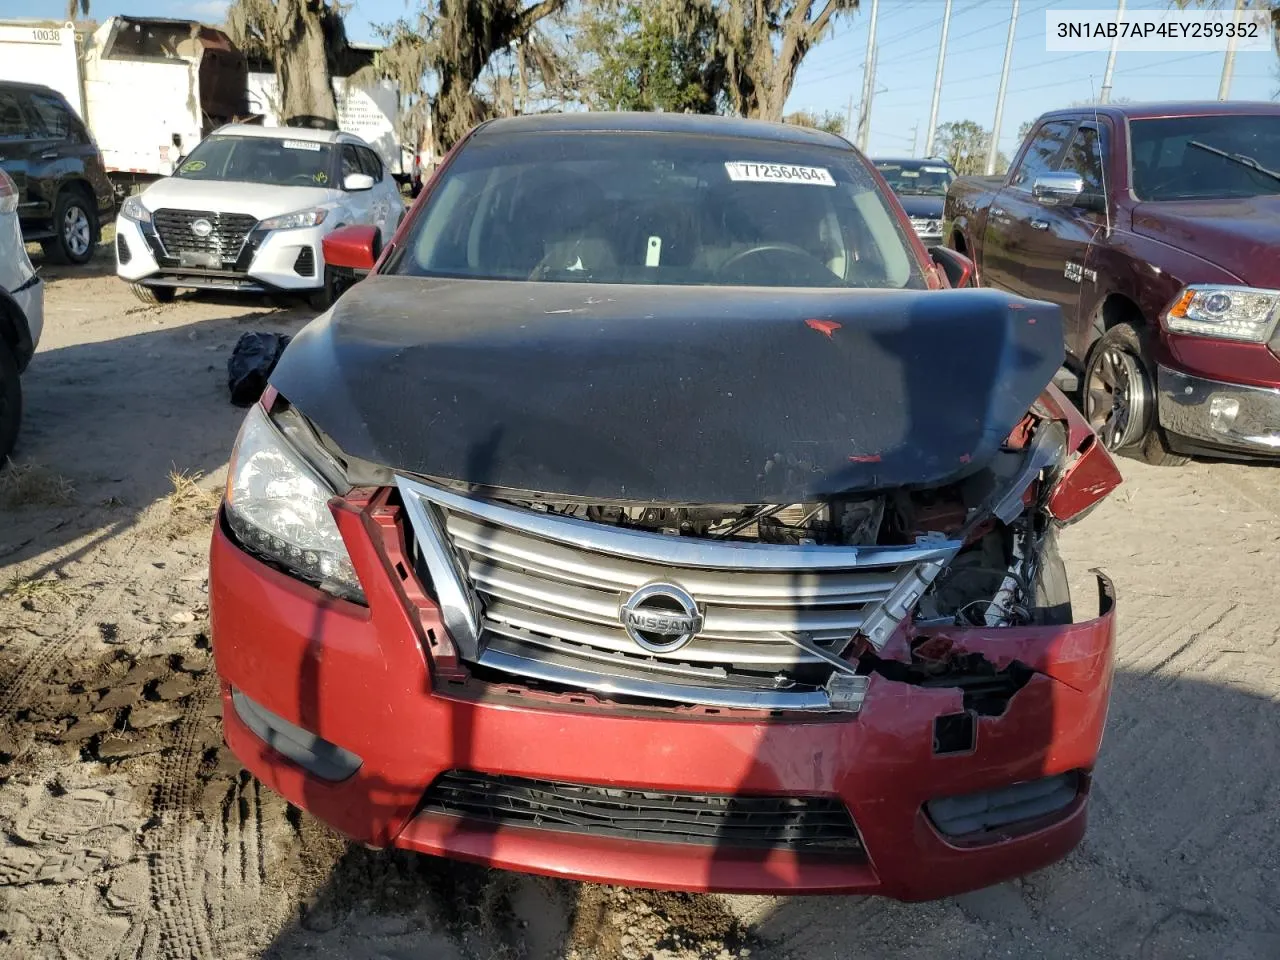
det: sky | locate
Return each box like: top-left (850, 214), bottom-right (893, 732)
top-left (1, 0), bottom-right (1274, 157)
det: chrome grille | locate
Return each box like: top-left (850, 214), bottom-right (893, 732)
top-left (396, 477), bottom-right (961, 713)
top-left (152, 208), bottom-right (257, 263)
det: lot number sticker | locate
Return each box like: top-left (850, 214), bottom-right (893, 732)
top-left (283, 139), bottom-right (324, 151)
top-left (725, 161), bottom-right (835, 186)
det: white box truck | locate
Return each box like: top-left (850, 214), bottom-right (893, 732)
top-left (0, 16), bottom-right (249, 197)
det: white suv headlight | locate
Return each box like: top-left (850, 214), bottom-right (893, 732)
top-left (224, 404), bottom-right (364, 602)
top-left (259, 207), bottom-right (329, 230)
top-left (120, 195), bottom-right (151, 223)
top-left (1165, 284), bottom-right (1280, 343)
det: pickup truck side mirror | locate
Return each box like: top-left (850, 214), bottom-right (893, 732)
top-left (930, 245), bottom-right (976, 288)
top-left (1032, 172), bottom-right (1085, 207)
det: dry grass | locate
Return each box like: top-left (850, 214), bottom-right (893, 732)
top-left (0, 459), bottom-right (77, 509)
top-left (159, 469), bottom-right (220, 538)
top-left (2, 574), bottom-right (72, 606)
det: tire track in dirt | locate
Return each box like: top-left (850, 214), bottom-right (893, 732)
top-left (147, 670), bottom-right (219, 960)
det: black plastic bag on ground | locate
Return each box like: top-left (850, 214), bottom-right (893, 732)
top-left (227, 332), bottom-right (292, 407)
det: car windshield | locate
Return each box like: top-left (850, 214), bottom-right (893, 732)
top-left (1130, 115), bottom-right (1280, 201)
top-left (389, 131), bottom-right (924, 288)
top-left (873, 162), bottom-right (955, 196)
top-left (173, 135), bottom-right (335, 187)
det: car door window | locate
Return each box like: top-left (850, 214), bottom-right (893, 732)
top-left (0, 90), bottom-right (34, 140)
top-left (1010, 121), bottom-right (1074, 190)
top-left (358, 146), bottom-right (383, 182)
top-left (341, 144), bottom-right (362, 184)
top-left (27, 93), bottom-right (72, 140)
top-left (1060, 125), bottom-right (1104, 195)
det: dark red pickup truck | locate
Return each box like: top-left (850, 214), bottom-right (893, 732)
top-left (946, 102), bottom-right (1280, 464)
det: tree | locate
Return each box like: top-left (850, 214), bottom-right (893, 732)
top-left (784, 109), bottom-right (845, 136)
top-left (227, 0), bottom-right (350, 124)
top-left (935, 120), bottom-right (990, 175)
top-left (687, 0), bottom-right (861, 120)
top-left (577, 0), bottom-right (724, 113)
top-left (373, 0), bottom-right (567, 155)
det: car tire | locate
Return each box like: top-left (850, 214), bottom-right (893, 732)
top-left (0, 339), bottom-right (22, 464)
top-left (306, 267), bottom-right (336, 311)
top-left (130, 283), bottom-right (175, 305)
top-left (1031, 530), bottom-right (1072, 626)
top-left (1081, 322), bottom-right (1190, 467)
top-left (43, 189), bottom-right (98, 265)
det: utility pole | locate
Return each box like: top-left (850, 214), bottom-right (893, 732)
top-left (1220, 0), bottom-right (1246, 100)
top-left (924, 0), bottom-right (953, 158)
top-left (856, 0), bottom-right (879, 152)
top-left (846, 92), bottom-right (855, 140)
top-left (1100, 0), bottom-right (1125, 103)
top-left (986, 0), bottom-right (1020, 176)
top-left (909, 122), bottom-right (919, 157)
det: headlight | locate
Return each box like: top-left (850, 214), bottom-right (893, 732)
top-left (259, 207), bottom-right (328, 230)
top-left (224, 404), bottom-right (364, 602)
top-left (1165, 284), bottom-right (1280, 343)
top-left (120, 195), bottom-right (151, 223)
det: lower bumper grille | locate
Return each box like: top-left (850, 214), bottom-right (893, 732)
top-left (293, 245), bottom-right (316, 277)
top-left (421, 771), bottom-right (864, 853)
top-left (116, 232), bottom-right (131, 264)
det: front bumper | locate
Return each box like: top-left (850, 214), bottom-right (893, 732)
top-left (210, 503), bottom-right (1117, 900)
top-left (114, 215), bottom-right (325, 293)
top-left (1157, 365), bottom-right (1280, 458)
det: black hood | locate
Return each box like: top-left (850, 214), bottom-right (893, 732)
top-left (895, 194), bottom-right (945, 219)
top-left (270, 277), bottom-right (1063, 503)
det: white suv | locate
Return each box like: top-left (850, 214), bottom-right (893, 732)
top-left (115, 125), bottom-right (403, 306)
top-left (0, 167), bottom-right (44, 462)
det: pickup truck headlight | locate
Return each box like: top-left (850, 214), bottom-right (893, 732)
top-left (224, 404), bottom-right (364, 602)
top-left (259, 207), bottom-right (328, 230)
top-left (120, 195), bottom-right (151, 224)
top-left (1165, 284), bottom-right (1280, 343)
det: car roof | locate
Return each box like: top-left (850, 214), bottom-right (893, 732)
top-left (1038, 101), bottom-right (1280, 122)
top-left (210, 124), bottom-right (364, 145)
top-left (471, 112), bottom-right (853, 150)
top-left (0, 79), bottom-right (67, 99)
top-left (870, 156), bottom-right (952, 165)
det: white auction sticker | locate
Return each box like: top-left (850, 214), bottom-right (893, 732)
top-left (282, 139), bottom-right (324, 151)
top-left (725, 161), bottom-right (835, 186)
top-left (1046, 9), bottom-right (1272, 52)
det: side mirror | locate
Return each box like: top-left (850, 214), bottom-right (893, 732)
top-left (1032, 171), bottom-right (1084, 207)
top-left (930, 245), bottom-right (976, 288)
top-left (323, 224), bottom-right (382, 272)
top-left (343, 172), bottom-right (375, 192)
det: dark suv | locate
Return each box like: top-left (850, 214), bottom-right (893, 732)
top-left (0, 80), bottom-right (115, 265)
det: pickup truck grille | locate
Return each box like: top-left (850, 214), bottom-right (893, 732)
top-left (152, 208), bottom-right (257, 263)
top-left (421, 771), bottom-right (864, 852)
top-left (396, 477), bottom-right (960, 713)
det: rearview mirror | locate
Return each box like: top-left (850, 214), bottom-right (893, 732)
top-left (1032, 171), bottom-right (1084, 207)
top-left (343, 172), bottom-right (375, 192)
top-left (929, 245), bottom-right (976, 288)
top-left (323, 224), bottom-right (381, 272)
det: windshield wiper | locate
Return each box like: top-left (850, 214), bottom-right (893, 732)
top-left (1188, 140), bottom-right (1280, 185)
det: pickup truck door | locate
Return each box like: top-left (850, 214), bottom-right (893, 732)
top-left (1020, 123), bottom-right (1108, 331)
top-left (979, 120), bottom-right (1076, 296)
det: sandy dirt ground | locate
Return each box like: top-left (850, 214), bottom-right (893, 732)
top-left (1, 242), bottom-right (1278, 960)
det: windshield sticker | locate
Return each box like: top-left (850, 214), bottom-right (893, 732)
top-left (283, 139), bottom-right (323, 151)
top-left (180, 160), bottom-right (206, 172)
top-left (725, 162), bottom-right (835, 186)
top-left (900, 170), bottom-right (920, 177)
top-left (921, 166), bottom-right (950, 173)
top-left (313, 170), bottom-right (329, 184)
top-left (876, 164), bottom-right (902, 171)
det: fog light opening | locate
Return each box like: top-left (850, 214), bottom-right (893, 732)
top-left (1208, 395), bottom-right (1241, 435)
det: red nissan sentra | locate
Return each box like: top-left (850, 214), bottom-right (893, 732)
top-left (210, 113), bottom-right (1122, 900)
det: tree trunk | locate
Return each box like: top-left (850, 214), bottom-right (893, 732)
top-left (277, 5), bottom-right (338, 123)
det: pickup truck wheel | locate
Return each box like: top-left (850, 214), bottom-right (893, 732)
top-left (1082, 323), bottom-right (1189, 466)
top-left (0, 339), bottom-right (21, 463)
